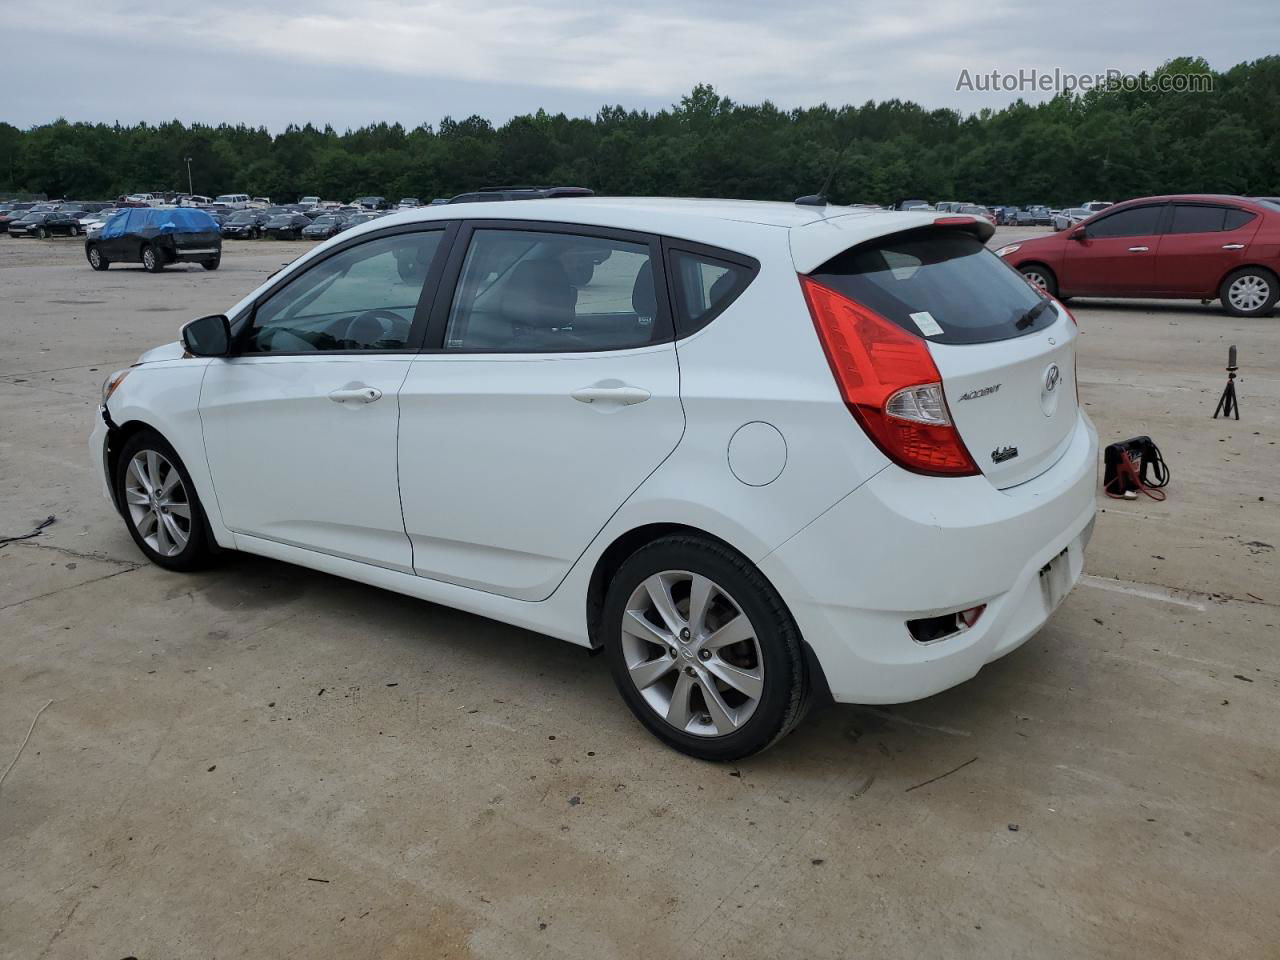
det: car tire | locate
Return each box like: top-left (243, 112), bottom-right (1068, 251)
top-left (201, 257), bottom-right (220, 271)
top-left (36, 226), bottom-right (47, 239)
top-left (141, 244), bottom-right (164, 272)
top-left (71, 226), bottom-right (80, 237)
top-left (1219, 267), bottom-right (1278, 318)
top-left (114, 429), bottom-right (215, 572)
top-left (86, 245), bottom-right (110, 270)
top-left (1019, 264), bottom-right (1058, 297)
top-left (602, 534), bottom-right (810, 761)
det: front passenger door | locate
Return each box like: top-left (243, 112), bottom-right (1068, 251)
top-left (1061, 203), bottom-right (1166, 295)
top-left (199, 225), bottom-right (452, 571)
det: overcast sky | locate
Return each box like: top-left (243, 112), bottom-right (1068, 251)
top-left (3, 0), bottom-right (1276, 131)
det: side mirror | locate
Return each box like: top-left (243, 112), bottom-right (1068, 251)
top-left (1070, 226), bottom-right (1087, 241)
top-left (181, 314), bottom-right (231, 356)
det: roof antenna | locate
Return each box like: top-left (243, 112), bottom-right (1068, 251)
top-left (795, 137), bottom-right (852, 207)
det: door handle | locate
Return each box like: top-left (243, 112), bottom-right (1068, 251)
top-left (328, 385), bottom-right (383, 404)
top-left (571, 384), bottom-right (651, 405)
top-left (1221, 243), bottom-right (1245, 250)
top-left (1128, 246), bottom-right (1149, 252)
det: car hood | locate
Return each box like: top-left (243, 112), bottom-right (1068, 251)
top-left (1006, 232), bottom-right (1068, 254)
top-left (136, 341), bottom-right (186, 365)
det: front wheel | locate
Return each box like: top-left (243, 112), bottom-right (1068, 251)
top-left (1019, 263), bottom-right (1058, 297)
top-left (86, 245), bottom-right (109, 270)
top-left (114, 429), bottom-right (214, 571)
top-left (36, 226), bottom-right (47, 239)
top-left (1219, 267), bottom-right (1278, 317)
top-left (141, 244), bottom-right (164, 272)
top-left (602, 535), bottom-right (810, 761)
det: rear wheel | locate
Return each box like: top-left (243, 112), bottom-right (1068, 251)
top-left (603, 535), bottom-right (810, 761)
top-left (1019, 263), bottom-right (1058, 297)
top-left (141, 244), bottom-right (164, 272)
top-left (201, 257), bottom-right (220, 271)
top-left (114, 429), bottom-right (214, 571)
top-left (1219, 267), bottom-right (1278, 317)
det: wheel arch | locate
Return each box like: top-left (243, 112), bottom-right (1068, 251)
top-left (1217, 262), bottom-right (1279, 296)
top-left (105, 416), bottom-right (226, 552)
top-left (584, 521), bottom-right (832, 704)
top-left (1017, 260), bottom-right (1057, 286)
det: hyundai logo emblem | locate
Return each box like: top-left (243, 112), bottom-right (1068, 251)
top-left (1044, 364), bottom-right (1061, 393)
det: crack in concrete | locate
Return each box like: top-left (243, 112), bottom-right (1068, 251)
top-left (0, 566), bottom-right (141, 612)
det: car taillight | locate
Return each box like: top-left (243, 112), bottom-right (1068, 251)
top-left (798, 275), bottom-right (979, 477)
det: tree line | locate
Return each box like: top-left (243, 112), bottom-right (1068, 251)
top-left (1, 57), bottom-right (1276, 207)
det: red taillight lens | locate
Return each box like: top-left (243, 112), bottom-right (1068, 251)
top-left (799, 275), bottom-right (979, 477)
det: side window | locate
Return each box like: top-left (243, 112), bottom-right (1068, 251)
top-left (1169, 205), bottom-right (1227, 234)
top-left (1087, 205), bottom-right (1163, 238)
top-left (241, 230), bottom-right (443, 353)
top-left (445, 229), bottom-right (660, 352)
top-left (668, 249), bottom-right (755, 335)
top-left (1223, 208), bottom-right (1257, 231)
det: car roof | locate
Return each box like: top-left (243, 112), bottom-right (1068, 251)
top-left (324, 196), bottom-right (989, 273)
top-left (1112, 193), bottom-right (1261, 206)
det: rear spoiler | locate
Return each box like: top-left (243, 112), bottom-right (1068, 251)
top-left (790, 211), bottom-right (995, 273)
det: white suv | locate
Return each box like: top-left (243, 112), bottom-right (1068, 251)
top-left (92, 198), bottom-right (1097, 759)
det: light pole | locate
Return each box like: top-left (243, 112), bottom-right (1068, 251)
top-left (184, 156), bottom-right (193, 197)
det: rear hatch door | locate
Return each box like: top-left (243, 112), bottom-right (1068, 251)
top-left (805, 223), bottom-right (1078, 488)
top-left (927, 314), bottom-right (1077, 487)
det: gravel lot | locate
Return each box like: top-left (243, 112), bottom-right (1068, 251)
top-left (1, 228), bottom-right (1277, 959)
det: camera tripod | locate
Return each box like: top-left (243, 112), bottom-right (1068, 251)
top-left (1212, 345), bottom-right (1240, 420)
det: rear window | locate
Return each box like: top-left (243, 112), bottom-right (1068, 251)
top-left (1169, 205), bottom-right (1227, 234)
top-left (808, 228), bottom-right (1051, 345)
top-left (1224, 208), bottom-right (1257, 230)
top-left (668, 249), bottom-right (757, 336)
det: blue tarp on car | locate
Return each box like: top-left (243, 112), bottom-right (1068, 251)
top-left (99, 208), bottom-right (218, 239)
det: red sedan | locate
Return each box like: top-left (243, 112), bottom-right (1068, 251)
top-left (996, 195), bottom-right (1280, 317)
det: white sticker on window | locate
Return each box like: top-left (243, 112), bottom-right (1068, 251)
top-left (909, 311), bottom-right (944, 337)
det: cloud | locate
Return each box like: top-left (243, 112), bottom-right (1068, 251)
top-left (4, 0), bottom-right (1277, 129)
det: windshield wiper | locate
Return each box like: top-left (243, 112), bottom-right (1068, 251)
top-left (1015, 297), bottom-right (1052, 330)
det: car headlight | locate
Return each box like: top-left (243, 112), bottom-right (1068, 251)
top-left (994, 243), bottom-right (1021, 258)
top-left (102, 369), bottom-right (130, 404)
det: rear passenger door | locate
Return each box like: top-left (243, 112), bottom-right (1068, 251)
top-left (1153, 203), bottom-right (1261, 296)
top-left (396, 221), bottom-right (684, 601)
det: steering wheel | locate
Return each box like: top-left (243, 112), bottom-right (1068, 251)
top-left (343, 309), bottom-right (406, 348)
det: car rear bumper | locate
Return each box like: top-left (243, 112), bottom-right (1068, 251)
top-left (759, 411), bottom-right (1098, 704)
top-left (172, 247), bottom-right (220, 261)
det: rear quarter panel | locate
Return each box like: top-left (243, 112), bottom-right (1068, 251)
top-left (599, 229), bottom-right (890, 563)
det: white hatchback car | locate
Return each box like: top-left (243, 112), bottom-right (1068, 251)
top-left (92, 198), bottom-right (1097, 759)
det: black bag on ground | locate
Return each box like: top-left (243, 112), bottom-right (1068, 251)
top-left (1103, 436), bottom-right (1170, 499)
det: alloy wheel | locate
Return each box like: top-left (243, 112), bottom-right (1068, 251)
top-left (124, 450), bottom-right (192, 557)
top-left (1228, 275), bottom-right (1269, 313)
top-left (88, 248), bottom-right (101, 268)
top-left (621, 571), bottom-right (764, 737)
top-left (1023, 269), bottom-right (1048, 290)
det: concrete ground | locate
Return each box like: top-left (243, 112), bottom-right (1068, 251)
top-left (1, 228), bottom-right (1277, 960)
